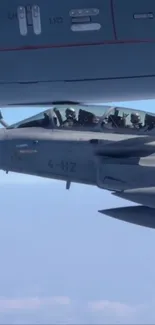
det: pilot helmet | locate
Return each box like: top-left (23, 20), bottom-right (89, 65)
top-left (92, 115), bottom-right (99, 124)
top-left (65, 107), bottom-right (76, 119)
top-left (131, 112), bottom-right (140, 124)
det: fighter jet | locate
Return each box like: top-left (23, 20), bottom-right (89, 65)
top-left (1, 103), bottom-right (155, 228)
top-left (1, 0), bottom-right (155, 106)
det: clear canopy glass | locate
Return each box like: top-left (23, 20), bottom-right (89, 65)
top-left (8, 104), bottom-right (155, 133)
top-left (52, 104), bottom-right (155, 132)
top-left (8, 109), bottom-right (52, 129)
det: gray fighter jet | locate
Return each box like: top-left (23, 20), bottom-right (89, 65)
top-left (1, 103), bottom-right (155, 228)
top-left (1, 0), bottom-right (155, 105)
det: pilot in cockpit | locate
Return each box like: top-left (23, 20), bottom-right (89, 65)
top-left (62, 107), bottom-right (78, 127)
top-left (130, 112), bottom-right (143, 129)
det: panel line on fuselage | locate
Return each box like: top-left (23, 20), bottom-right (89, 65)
top-left (0, 38), bottom-right (155, 53)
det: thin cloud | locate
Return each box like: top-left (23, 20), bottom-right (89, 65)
top-left (88, 300), bottom-right (136, 317)
top-left (0, 297), bottom-right (154, 324)
top-left (0, 296), bottom-right (71, 312)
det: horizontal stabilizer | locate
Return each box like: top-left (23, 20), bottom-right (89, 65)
top-left (99, 205), bottom-right (155, 228)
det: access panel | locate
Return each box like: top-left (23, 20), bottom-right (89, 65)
top-left (0, 0), bottom-right (115, 49)
top-left (113, 0), bottom-right (155, 40)
top-left (0, 0), bottom-right (117, 83)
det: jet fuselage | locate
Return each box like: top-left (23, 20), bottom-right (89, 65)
top-left (1, 0), bottom-right (155, 106)
top-left (0, 127), bottom-right (155, 193)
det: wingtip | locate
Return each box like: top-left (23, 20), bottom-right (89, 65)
top-left (98, 209), bottom-right (111, 215)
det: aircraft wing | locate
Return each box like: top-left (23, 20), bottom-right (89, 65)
top-left (95, 135), bottom-right (155, 158)
top-left (99, 205), bottom-right (155, 229)
top-left (96, 136), bottom-right (155, 229)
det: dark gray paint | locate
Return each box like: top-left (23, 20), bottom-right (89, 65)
top-left (114, 187), bottom-right (155, 209)
top-left (1, 0), bottom-right (155, 105)
top-left (99, 206), bottom-right (155, 229)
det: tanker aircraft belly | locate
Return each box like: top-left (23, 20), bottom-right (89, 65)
top-left (1, 0), bottom-right (155, 105)
top-left (0, 104), bottom-right (155, 228)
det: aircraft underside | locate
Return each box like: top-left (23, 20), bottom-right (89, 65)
top-left (97, 155), bottom-right (155, 229)
top-left (6, 148), bottom-right (155, 229)
top-left (1, 0), bottom-right (155, 105)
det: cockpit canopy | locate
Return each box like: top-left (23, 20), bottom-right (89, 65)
top-left (7, 104), bottom-right (155, 133)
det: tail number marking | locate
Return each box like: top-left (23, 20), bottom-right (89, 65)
top-left (48, 160), bottom-right (76, 173)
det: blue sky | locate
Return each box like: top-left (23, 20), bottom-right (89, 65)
top-left (0, 100), bottom-right (155, 324)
